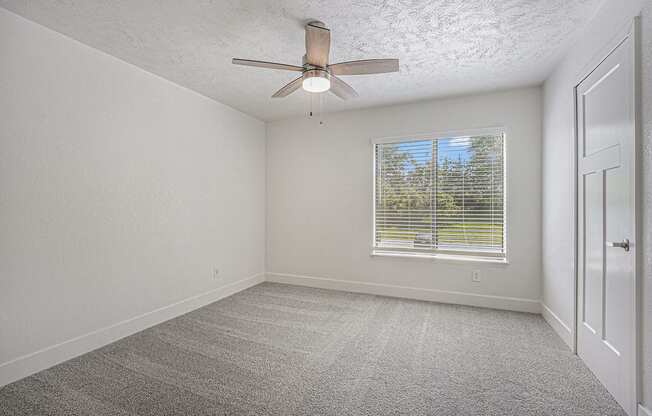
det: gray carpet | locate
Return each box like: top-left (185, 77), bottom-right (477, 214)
top-left (0, 282), bottom-right (626, 415)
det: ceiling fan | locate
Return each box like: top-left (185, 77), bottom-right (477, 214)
top-left (232, 21), bottom-right (399, 99)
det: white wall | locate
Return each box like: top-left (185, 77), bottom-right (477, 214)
top-left (0, 8), bottom-right (266, 385)
top-left (541, 0), bottom-right (652, 409)
top-left (266, 88), bottom-right (542, 312)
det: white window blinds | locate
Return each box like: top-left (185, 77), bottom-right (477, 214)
top-left (374, 132), bottom-right (505, 258)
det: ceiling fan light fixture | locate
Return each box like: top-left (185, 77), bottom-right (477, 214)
top-left (302, 69), bottom-right (330, 93)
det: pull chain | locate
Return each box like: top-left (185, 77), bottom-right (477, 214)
top-left (319, 93), bottom-right (324, 125)
top-left (308, 92), bottom-right (324, 125)
top-left (309, 92), bottom-right (314, 118)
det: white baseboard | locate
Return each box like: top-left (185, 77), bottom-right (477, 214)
top-left (0, 272), bottom-right (265, 388)
top-left (541, 303), bottom-right (573, 349)
top-left (266, 272), bottom-right (541, 313)
top-left (640, 404), bottom-right (652, 416)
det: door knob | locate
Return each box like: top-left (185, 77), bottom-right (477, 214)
top-left (606, 239), bottom-right (630, 252)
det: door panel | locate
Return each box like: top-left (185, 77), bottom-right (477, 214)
top-left (583, 62), bottom-right (628, 156)
top-left (582, 171), bottom-right (603, 336)
top-left (576, 33), bottom-right (636, 416)
top-left (604, 166), bottom-right (628, 355)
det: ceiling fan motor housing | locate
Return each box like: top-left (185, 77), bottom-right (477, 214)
top-left (303, 69), bottom-right (329, 80)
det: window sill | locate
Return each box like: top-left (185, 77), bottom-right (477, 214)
top-left (370, 250), bottom-right (509, 265)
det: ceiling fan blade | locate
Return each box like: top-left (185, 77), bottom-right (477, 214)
top-left (328, 59), bottom-right (399, 75)
top-left (232, 58), bottom-right (303, 72)
top-left (329, 75), bottom-right (358, 100)
top-left (305, 22), bottom-right (330, 67)
top-left (272, 76), bottom-right (304, 98)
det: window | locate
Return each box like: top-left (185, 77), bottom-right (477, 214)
top-left (373, 129), bottom-right (505, 260)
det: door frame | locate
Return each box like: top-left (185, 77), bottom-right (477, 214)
top-left (571, 16), bottom-right (642, 412)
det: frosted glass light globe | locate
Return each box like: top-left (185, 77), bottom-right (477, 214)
top-left (302, 70), bottom-right (331, 93)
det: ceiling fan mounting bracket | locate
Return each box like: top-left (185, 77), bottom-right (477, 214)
top-left (306, 20), bottom-right (327, 29)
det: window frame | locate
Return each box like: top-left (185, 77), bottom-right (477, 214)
top-left (371, 127), bottom-right (508, 263)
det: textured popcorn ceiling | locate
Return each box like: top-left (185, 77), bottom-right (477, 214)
top-left (0, 0), bottom-right (601, 121)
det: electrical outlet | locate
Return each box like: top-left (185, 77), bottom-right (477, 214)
top-left (472, 270), bottom-right (481, 282)
top-left (213, 268), bottom-right (221, 280)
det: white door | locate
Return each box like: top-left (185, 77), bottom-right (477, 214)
top-left (576, 33), bottom-right (637, 415)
